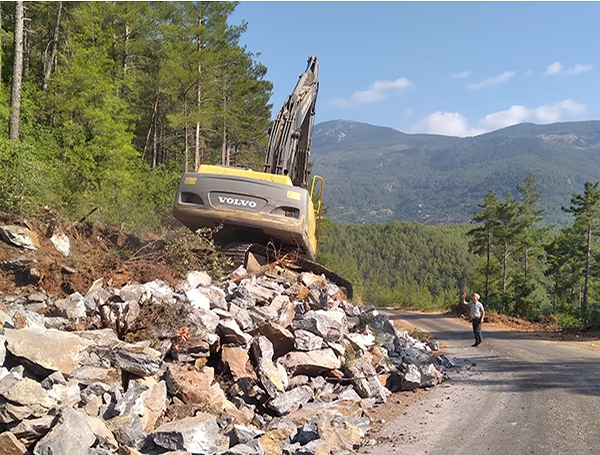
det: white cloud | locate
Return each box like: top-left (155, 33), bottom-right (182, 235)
top-left (567, 63), bottom-right (592, 75)
top-left (543, 62), bottom-right (591, 76)
top-left (410, 100), bottom-right (587, 137)
top-left (534, 99), bottom-right (587, 122)
top-left (544, 61), bottom-right (563, 76)
top-left (410, 112), bottom-right (485, 137)
top-left (330, 77), bottom-right (414, 108)
top-left (468, 71), bottom-right (516, 90)
top-left (479, 100), bottom-right (586, 130)
top-left (451, 71), bottom-right (472, 79)
top-left (478, 105), bottom-right (530, 130)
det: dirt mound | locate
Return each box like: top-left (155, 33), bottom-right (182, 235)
top-left (0, 211), bottom-right (178, 299)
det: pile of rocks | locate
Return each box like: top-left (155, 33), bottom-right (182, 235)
top-left (0, 230), bottom-right (455, 455)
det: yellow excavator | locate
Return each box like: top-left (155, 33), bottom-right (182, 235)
top-left (173, 56), bottom-right (352, 298)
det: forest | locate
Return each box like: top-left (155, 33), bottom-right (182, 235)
top-left (0, 2), bottom-right (272, 230)
top-left (1, 2), bottom-right (600, 327)
top-left (318, 173), bottom-right (600, 326)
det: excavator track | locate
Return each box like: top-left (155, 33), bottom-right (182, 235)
top-left (285, 254), bottom-right (354, 300)
top-left (220, 242), bottom-right (353, 300)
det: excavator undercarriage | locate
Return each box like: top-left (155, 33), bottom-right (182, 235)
top-left (218, 242), bottom-right (353, 300)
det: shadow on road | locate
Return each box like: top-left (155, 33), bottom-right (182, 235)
top-left (382, 309), bottom-right (600, 398)
top-left (451, 352), bottom-right (600, 397)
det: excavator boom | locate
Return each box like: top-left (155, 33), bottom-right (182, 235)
top-left (263, 56), bottom-right (318, 188)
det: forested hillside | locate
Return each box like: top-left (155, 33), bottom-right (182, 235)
top-left (312, 120), bottom-right (600, 227)
top-left (319, 173), bottom-right (600, 327)
top-left (0, 2), bottom-right (271, 232)
top-left (317, 219), bottom-right (473, 310)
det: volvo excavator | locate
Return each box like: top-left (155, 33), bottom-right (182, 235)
top-left (173, 56), bottom-right (352, 298)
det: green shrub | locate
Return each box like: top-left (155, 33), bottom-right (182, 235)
top-left (163, 226), bottom-right (232, 280)
top-left (553, 311), bottom-right (582, 328)
top-left (0, 140), bottom-right (50, 213)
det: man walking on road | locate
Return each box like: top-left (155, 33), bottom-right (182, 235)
top-left (462, 292), bottom-right (485, 346)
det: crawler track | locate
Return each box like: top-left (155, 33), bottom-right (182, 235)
top-left (220, 242), bottom-right (353, 300)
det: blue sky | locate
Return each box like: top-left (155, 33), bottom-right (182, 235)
top-left (229, 2), bottom-right (600, 137)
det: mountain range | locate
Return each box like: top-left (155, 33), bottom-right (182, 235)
top-left (311, 120), bottom-right (600, 226)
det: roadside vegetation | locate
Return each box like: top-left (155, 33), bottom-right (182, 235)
top-left (1, 2), bottom-right (599, 329)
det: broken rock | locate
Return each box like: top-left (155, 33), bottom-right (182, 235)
top-left (268, 385), bottom-right (313, 416)
top-left (152, 413), bottom-right (219, 454)
top-left (4, 328), bottom-right (92, 375)
top-left (0, 225), bottom-right (37, 250)
top-left (33, 407), bottom-right (96, 455)
top-left (281, 349), bottom-right (341, 376)
top-left (0, 431), bottom-right (28, 455)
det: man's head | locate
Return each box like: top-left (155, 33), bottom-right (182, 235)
top-left (472, 293), bottom-right (480, 301)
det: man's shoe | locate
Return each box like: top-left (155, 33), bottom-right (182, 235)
top-left (471, 343), bottom-right (478, 347)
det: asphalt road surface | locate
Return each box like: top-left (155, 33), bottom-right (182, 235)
top-left (364, 311), bottom-right (600, 455)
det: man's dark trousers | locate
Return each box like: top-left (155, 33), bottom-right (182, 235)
top-left (472, 317), bottom-right (482, 345)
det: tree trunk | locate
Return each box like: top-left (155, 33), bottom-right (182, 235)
top-left (194, 68), bottom-right (201, 167)
top-left (524, 245), bottom-right (529, 282)
top-left (502, 241), bottom-right (509, 312)
top-left (221, 124), bottom-right (228, 166)
top-left (583, 221), bottom-right (592, 314)
top-left (184, 95), bottom-right (189, 172)
top-left (502, 244), bottom-right (508, 293)
top-left (221, 93), bottom-right (228, 165)
top-left (485, 231), bottom-right (491, 304)
top-left (9, 1), bottom-right (24, 141)
top-left (194, 10), bottom-right (203, 170)
top-left (195, 119), bottom-right (201, 170)
top-left (152, 108), bottom-right (158, 169)
top-left (42, 1), bottom-right (62, 92)
top-left (122, 21), bottom-right (129, 97)
top-left (142, 95), bottom-right (159, 162)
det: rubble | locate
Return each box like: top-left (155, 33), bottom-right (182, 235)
top-left (0, 247), bottom-right (455, 453)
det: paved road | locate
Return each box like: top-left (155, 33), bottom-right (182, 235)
top-left (365, 311), bottom-right (600, 455)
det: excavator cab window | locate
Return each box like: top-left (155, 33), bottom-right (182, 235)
top-left (310, 175), bottom-right (324, 214)
top-left (310, 175), bottom-right (325, 244)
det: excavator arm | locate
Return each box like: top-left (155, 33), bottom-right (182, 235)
top-left (263, 56), bottom-right (319, 188)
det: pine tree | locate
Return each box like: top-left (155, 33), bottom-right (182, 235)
top-left (513, 173), bottom-right (548, 317)
top-left (494, 193), bottom-right (520, 312)
top-left (545, 228), bottom-right (582, 311)
top-left (562, 181), bottom-right (600, 314)
top-left (468, 189), bottom-right (500, 306)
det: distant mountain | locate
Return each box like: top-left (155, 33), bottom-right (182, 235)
top-left (311, 120), bottom-right (600, 226)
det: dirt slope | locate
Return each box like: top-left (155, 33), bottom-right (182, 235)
top-left (0, 212), bottom-right (178, 300)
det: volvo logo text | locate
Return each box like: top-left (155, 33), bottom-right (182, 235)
top-left (217, 196), bottom-right (257, 208)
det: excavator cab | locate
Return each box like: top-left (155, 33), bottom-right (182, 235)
top-left (174, 56), bottom-right (321, 258)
